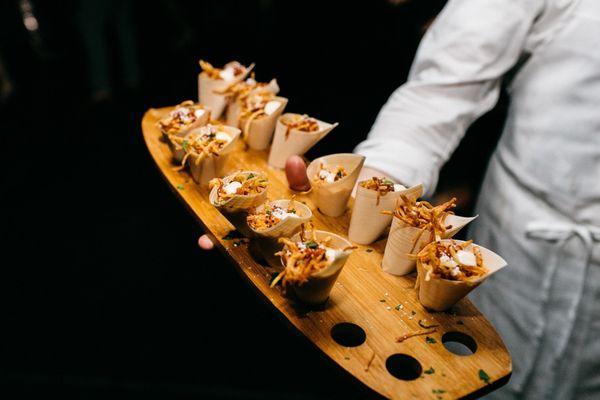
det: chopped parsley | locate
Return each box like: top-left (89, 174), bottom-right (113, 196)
top-left (182, 139), bottom-right (189, 152)
top-left (432, 389), bottom-right (446, 394)
top-left (305, 241), bottom-right (318, 249)
top-left (366, 248), bottom-right (373, 253)
top-left (479, 369), bottom-right (490, 384)
top-left (424, 367), bottom-right (435, 375)
top-left (247, 173), bottom-right (255, 179)
top-left (394, 304), bottom-right (402, 310)
top-left (336, 170), bottom-right (344, 178)
top-left (176, 184), bottom-right (185, 190)
top-left (425, 336), bottom-right (437, 344)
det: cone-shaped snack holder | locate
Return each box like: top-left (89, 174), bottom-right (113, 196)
top-left (268, 114), bottom-right (338, 169)
top-left (348, 183), bottom-right (423, 245)
top-left (306, 153), bottom-right (365, 217)
top-left (416, 239), bottom-right (507, 311)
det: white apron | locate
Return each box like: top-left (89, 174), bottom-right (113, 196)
top-left (354, 0), bottom-right (600, 398)
top-left (470, 1), bottom-right (600, 398)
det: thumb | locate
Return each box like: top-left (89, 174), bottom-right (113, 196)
top-left (198, 234), bottom-right (215, 250)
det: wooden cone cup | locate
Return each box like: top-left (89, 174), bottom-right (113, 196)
top-left (268, 114), bottom-right (338, 169)
top-left (248, 199), bottom-right (312, 268)
top-left (349, 183), bottom-right (423, 245)
top-left (285, 230), bottom-right (353, 305)
top-left (248, 199), bottom-right (312, 239)
top-left (197, 65), bottom-right (253, 119)
top-left (241, 97), bottom-right (288, 150)
top-left (417, 239), bottom-right (507, 311)
top-left (382, 205), bottom-right (476, 276)
top-left (187, 126), bottom-right (241, 186)
top-left (160, 107), bottom-right (211, 141)
top-left (209, 170), bottom-right (268, 213)
top-left (225, 79), bottom-right (280, 128)
top-left (306, 154), bottom-right (365, 217)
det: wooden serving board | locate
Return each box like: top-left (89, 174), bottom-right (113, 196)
top-left (142, 107), bottom-right (512, 399)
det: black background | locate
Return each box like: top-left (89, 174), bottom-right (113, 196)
top-left (2, 1), bottom-right (506, 398)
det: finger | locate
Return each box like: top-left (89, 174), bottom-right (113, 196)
top-left (198, 234), bottom-right (215, 250)
top-left (285, 155), bottom-right (311, 191)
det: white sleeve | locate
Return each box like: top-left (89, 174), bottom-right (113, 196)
top-left (354, 0), bottom-right (544, 196)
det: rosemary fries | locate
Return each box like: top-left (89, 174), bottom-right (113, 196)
top-left (313, 163), bottom-right (348, 184)
top-left (414, 240), bottom-right (487, 282)
top-left (272, 228), bottom-right (356, 290)
top-left (279, 114), bottom-right (320, 139)
top-left (157, 100), bottom-right (208, 137)
top-left (170, 124), bottom-right (233, 170)
top-left (209, 171), bottom-right (268, 203)
top-left (383, 196), bottom-right (457, 240)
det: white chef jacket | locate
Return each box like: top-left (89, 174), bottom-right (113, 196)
top-left (355, 0), bottom-right (600, 399)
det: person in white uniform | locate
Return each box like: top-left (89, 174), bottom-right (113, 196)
top-left (354, 0), bottom-right (600, 398)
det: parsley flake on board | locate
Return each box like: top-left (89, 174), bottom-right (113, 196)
top-left (479, 369), bottom-right (491, 384)
top-left (432, 389), bottom-right (446, 394)
top-left (424, 367), bottom-right (435, 375)
top-left (394, 304), bottom-right (402, 310)
top-left (379, 299), bottom-right (386, 303)
top-left (176, 184), bottom-right (185, 190)
top-left (425, 336), bottom-right (437, 344)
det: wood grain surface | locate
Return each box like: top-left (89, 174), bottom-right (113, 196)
top-left (142, 106), bottom-right (512, 399)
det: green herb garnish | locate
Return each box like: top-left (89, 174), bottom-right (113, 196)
top-left (424, 367), bottom-right (435, 375)
top-left (432, 389), bottom-right (446, 394)
top-left (366, 248), bottom-right (373, 253)
top-left (394, 304), bottom-right (402, 310)
top-left (411, 310), bottom-right (416, 316)
top-left (176, 184), bottom-right (185, 190)
top-left (479, 369), bottom-right (490, 384)
top-left (305, 241), bottom-right (318, 249)
top-left (247, 173), bottom-right (255, 179)
top-left (425, 336), bottom-right (437, 344)
top-left (336, 170), bottom-right (343, 178)
top-left (182, 139), bottom-right (189, 152)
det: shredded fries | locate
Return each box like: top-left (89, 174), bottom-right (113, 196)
top-left (313, 163), bottom-right (348, 184)
top-left (209, 171), bottom-right (268, 203)
top-left (170, 125), bottom-right (231, 170)
top-left (157, 101), bottom-right (206, 135)
top-left (360, 177), bottom-right (396, 205)
top-left (382, 196), bottom-right (456, 240)
top-left (271, 227), bottom-right (356, 289)
top-left (414, 240), bottom-right (487, 282)
top-left (247, 199), bottom-right (298, 230)
top-left (199, 59), bottom-right (246, 80)
top-left (280, 114), bottom-right (320, 139)
top-left (396, 328), bottom-right (437, 343)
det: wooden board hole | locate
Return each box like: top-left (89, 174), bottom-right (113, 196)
top-left (442, 332), bottom-right (477, 356)
top-left (330, 322), bottom-right (366, 347)
top-left (385, 354), bottom-right (422, 381)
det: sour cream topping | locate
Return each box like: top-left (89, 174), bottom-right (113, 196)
top-left (223, 181), bottom-right (242, 195)
top-left (219, 67), bottom-right (236, 81)
top-left (215, 131), bottom-right (231, 142)
top-left (264, 100), bottom-right (281, 116)
top-left (456, 250), bottom-right (477, 266)
top-left (393, 184), bottom-right (406, 192)
top-left (318, 169), bottom-right (336, 183)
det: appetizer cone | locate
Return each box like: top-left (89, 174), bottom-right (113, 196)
top-left (241, 96), bottom-right (288, 150)
top-left (209, 170), bottom-right (268, 213)
top-left (157, 101), bottom-right (210, 140)
top-left (306, 154), bottom-right (365, 217)
top-left (268, 113), bottom-right (339, 169)
top-left (274, 230), bottom-right (355, 305)
top-left (247, 199), bottom-right (312, 239)
top-left (198, 60), bottom-right (254, 119)
top-left (416, 239), bottom-right (507, 311)
top-left (348, 180), bottom-right (423, 245)
top-left (175, 124), bottom-right (241, 186)
top-left (225, 78), bottom-right (280, 127)
top-left (381, 197), bottom-right (476, 276)
top-left (247, 199), bottom-right (312, 268)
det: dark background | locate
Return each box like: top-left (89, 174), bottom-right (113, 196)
top-left (1, 1), bottom-right (506, 398)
